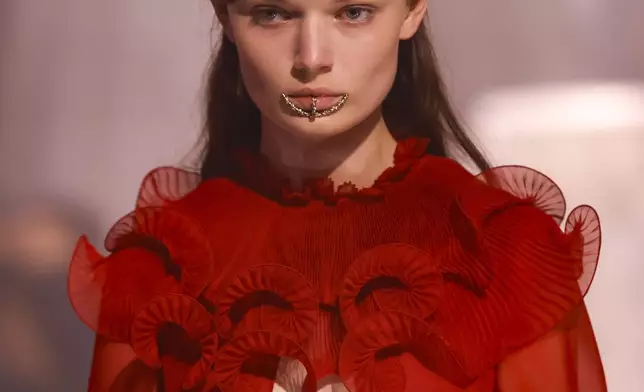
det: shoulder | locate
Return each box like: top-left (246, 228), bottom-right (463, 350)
top-left (66, 166), bottom-right (244, 343)
top-left (436, 160), bottom-right (601, 285)
top-left (417, 156), bottom-right (572, 231)
top-left (427, 163), bottom-right (603, 382)
top-left (130, 166), bottom-right (248, 211)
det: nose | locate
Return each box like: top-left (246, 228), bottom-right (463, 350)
top-left (292, 16), bottom-right (333, 81)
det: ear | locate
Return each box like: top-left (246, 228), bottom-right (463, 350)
top-left (399, 0), bottom-right (428, 40)
top-left (212, 0), bottom-right (236, 43)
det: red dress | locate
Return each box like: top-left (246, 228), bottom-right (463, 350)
top-left (68, 138), bottom-right (604, 391)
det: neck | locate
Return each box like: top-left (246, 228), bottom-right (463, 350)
top-left (259, 110), bottom-right (397, 189)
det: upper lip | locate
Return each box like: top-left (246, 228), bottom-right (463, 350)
top-left (287, 87), bottom-right (344, 97)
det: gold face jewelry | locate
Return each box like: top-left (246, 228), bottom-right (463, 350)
top-left (281, 93), bottom-right (349, 122)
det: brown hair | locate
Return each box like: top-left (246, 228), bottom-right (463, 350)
top-left (198, 11), bottom-right (491, 180)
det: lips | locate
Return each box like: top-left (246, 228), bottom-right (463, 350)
top-left (286, 96), bottom-right (344, 111)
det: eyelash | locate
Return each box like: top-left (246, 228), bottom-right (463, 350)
top-left (340, 6), bottom-right (374, 23)
top-left (251, 5), bottom-right (375, 26)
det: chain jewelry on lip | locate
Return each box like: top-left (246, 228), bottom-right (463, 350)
top-left (281, 93), bottom-right (349, 122)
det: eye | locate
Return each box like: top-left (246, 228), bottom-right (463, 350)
top-left (337, 6), bottom-right (374, 23)
top-left (251, 7), bottom-right (290, 25)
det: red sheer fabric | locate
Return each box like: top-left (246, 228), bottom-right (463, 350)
top-left (68, 138), bottom-right (606, 391)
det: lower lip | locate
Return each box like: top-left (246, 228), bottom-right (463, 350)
top-left (287, 96), bottom-right (344, 111)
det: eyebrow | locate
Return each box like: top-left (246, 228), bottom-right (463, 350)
top-left (240, 0), bottom-right (356, 5)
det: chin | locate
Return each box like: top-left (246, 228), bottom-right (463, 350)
top-left (276, 110), bottom-right (371, 141)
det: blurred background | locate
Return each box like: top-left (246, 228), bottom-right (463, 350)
top-left (0, 0), bottom-right (642, 390)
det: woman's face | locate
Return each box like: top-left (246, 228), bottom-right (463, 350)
top-left (219, 0), bottom-right (426, 140)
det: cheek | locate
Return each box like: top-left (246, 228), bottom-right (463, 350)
top-left (237, 41), bottom-right (272, 90)
top-left (235, 34), bottom-right (289, 107)
top-left (340, 35), bottom-right (399, 105)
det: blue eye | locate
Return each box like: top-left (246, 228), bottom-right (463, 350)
top-left (250, 5), bottom-right (374, 26)
top-left (338, 6), bottom-right (374, 23)
top-left (251, 7), bottom-right (289, 25)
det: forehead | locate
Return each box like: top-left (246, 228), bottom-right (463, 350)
top-left (225, 0), bottom-right (394, 6)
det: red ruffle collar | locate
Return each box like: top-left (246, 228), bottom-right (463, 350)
top-left (232, 137), bottom-right (430, 206)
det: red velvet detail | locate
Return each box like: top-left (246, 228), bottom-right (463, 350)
top-left (130, 294), bottom-right (216, 389)
top-left (448, 169), bottom-right (533, 293)
top-left (206, 264), bottom-right (319, 342)
top-left (475, 165), bottom-right (567, 225)
top-left (302, 310), bottom-right (345, 380)
top-left (136, 166), bottom-right (201, 208)
top-left (67, 137), bottom-right (604, 391)
top-left (435, 205), bottom-right (590, 381)
top-left (103, 207), bottom-right (214, 297)
top-left (340, 244), bottom-right (442, 330)
top-left (232, 137), bottom-right (430, 205)
top-left (68, 236), bottom-right (180, 342)
top-left (339, 311), bottom-right (468, 392)
top-left (209, 330), bottom-right (317, 392)
top-left (160, 356), bottom-right (194, 392)
top-left (565, 205), bottom-right (602, 296)
top-left (369, 137), bottom-right (430, 188)
top-left (456, 175), bottom-right (525, 231)
top-left (394, 137), bottom-right (431, 163)
top-left (68, 236), bottom-right (105, 335)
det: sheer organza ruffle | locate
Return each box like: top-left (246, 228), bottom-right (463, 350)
top-left (68, 138), bottom-right (602, 391)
